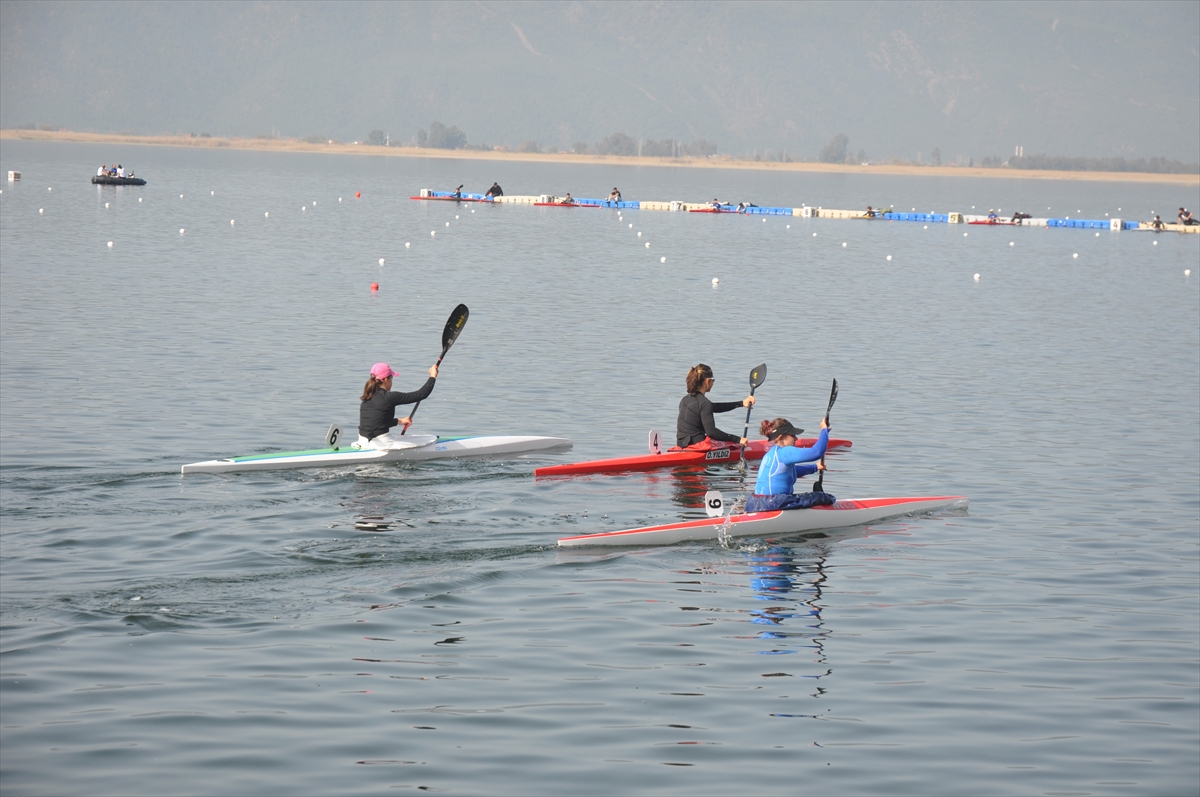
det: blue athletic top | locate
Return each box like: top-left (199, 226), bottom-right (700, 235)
top-left (752, 428), bottom-right (829, 495)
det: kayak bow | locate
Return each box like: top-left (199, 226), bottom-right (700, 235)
top-left (557, 495), bottom-right (968, 547)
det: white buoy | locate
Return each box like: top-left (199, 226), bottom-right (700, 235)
top-left (138, 198), bottom-right (142, 202)
top-left (786, 224), bottom-right (790, 229)
top-left (712, 277), bottom-right (719, 286)
top-left (762, 218), bottom-right (767, 223)
top-left (47, 187), bottom-right (51, 191)
top-left (842, 242), bottom-right (847, 247)
top-left (812, 232), bottom-right (817, 237)
top-left (302, 206), bottom-right (306, 211)
top-left (924, 225), bottom-right (928, 229)
top-left (105, 202), bottom-right (109, 208)
top-left (313, 201), bottom-right (317, 206)
top-left (1009, 242), bottom-right (1014, 246)
top-left (974, 273), bottom-right (980, 281)
top-left (180, 229), bottom-right (185, 234)
top-left (405, 242), bottom-right (411, 248)
top-left (886, 255), bottom-right (892, 261)
top-left (1073, 253), bottom-right (1078, 258)
top-left (378, 258), bottom-right (385, 266)
top-left (637, 231), bottom-right (642, 237)
top-left (431, 231), bottom-right (436, 236)
top-left (38, 208), bottom-right (43, 214)
top-left (471, 209), bottom-right (475, 213)
top-left (661, 256), bottom-right (667, 263)
top-left (1185, 269), bottom-right (1191, 276)
top-left (1153, 241), bottom-right (1158, 246)
top-left (455, 215), bottom-right (459, 219)
top-left (211, 191), bottom-right (215, 196)
top-left (629, 223), bottom-right (633, 228)
top-left (180, 194), bottom-right (184, 198)
top-left (964, 232), bottom-right (969, 237)
top-left (445, 221), bottom-right (450, 227)
top-left (1095, 232), bottom-right (1100, 237)
top-left (230, 219), bottom-right (235, 225)
top-left (645, 242), bottom-right (651, 248)
top-left (339, 198), bottom-right (342, 202)
top-left (107, 241), bottom-right (113, 248)
top-left (264, 212), bottom-right (269, 217)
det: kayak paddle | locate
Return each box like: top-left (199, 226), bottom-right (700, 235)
top-left (812, 378), bottom-right (838, 492)
top-left (401, 303), bottom-right (469, 434)
top-left (738, 363), bottom-right (767, 473)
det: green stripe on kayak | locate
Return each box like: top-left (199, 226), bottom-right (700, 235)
top-left (228, 436), bottom-right (475, 462)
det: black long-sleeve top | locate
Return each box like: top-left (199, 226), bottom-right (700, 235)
top-left (358, 377), bottom-right (436, 440)
top-left (676, 393), bottom-right (744, 447)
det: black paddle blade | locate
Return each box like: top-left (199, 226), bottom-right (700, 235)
top-left (441, 304), bottom-right (469, 354)
top-left (826, 378), bottom-right (838, 415)
top-left (749, 363), bottom-right (767, 390)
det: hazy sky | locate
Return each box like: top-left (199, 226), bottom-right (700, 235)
top-left (2, 1), bottom-right (1197, 162)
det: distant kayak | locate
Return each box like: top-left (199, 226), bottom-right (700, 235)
top-left (535, 437), bottom-right (852, 478)
top-left (968, 219), bottom-right (1018, 226)
top-left (533, 202), bottom-right (599, 208)
top-left (183, 434), bottom-right (572, 474)
top-left (558, 495), bottom-right (968, 547)
top-left (92, 175), bottom-right (146, 186)
top-left (409, 195), bottom-right (493, 203)
top-left (690, 207), bottom-right (741, 214)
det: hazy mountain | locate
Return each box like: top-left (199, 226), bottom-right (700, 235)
top-left (2, 0), bottom-right (1196, 162)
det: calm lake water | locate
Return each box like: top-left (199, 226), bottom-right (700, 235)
top-left (1, 139), bottom-right (1197, 796)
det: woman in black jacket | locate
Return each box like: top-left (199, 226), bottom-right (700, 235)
top-left (675, 363), bottom-right (755, 449)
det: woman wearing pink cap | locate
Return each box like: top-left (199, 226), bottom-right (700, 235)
top-left (358, 361), bottom-right (439, 446)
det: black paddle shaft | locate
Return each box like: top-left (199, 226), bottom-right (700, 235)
top-left (738, 364), bottom-right (767, 469)
top-left (812, 378), bottom-right (838, 492)
top-left (401, 304), bottom-right (469, 434)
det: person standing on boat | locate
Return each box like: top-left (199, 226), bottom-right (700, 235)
top-left (676, 364), bottom-right (755, 449)
top-left (744, 418), bottom-right (831, 512)
top-left (485, 182), bottom-right (503, 198)
top-left (358, 362), bottom-right (439, 447)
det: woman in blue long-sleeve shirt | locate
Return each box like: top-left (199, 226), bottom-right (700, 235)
top-left (745, 417), bottom-right (829, 512)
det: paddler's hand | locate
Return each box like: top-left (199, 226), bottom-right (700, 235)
top-left (399, 416), bottom-right (413, 432)
top-left (428, 364), bottom-right (439, 378)
top-left (739, 437), bottom-right (749, 446)
top-left (742, 395), bottom-right (756, 408)
top-left (820, 418), bottom-right (829, 430)
top-left (817, 461), bottom-right (826, 471)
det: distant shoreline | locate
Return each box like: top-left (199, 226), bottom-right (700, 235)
top-left (4, 129), bottom-right (1197, 186)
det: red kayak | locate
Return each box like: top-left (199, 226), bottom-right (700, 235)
top-left (967, 219), bottom-right (1018, 225)
top-left (690, 208), bottom-right (741, 214)
top-left (534, 437), bottom-right (852, 478)
top-left (533, 202), bottom-right (600, 208)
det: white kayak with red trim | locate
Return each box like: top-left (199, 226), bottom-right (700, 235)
top-left (557, 495), bottom-right (968, 547)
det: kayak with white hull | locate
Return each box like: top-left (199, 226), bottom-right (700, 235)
top-left (183, 434), bottom-right (572, 474)
top-left (557, 496), bottom-right (968, 547)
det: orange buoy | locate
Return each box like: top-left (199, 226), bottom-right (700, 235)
top-left (355, 191), bottom-right (361, 198)
top-left (370, 282), bottom-right (379, 292)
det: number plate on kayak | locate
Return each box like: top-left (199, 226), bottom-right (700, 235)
top-left (705, 449), bottom-right (732, 460)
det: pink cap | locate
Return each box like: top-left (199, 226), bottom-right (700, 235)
top-left (370, 362), bottom-right (398, 380)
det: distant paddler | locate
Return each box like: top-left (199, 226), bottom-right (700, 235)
top-left (485, 182), bottom-right (504, 198)
top-left (358, 362), bottom-right (439, 448)
top-left (451, 184), bottom-right (464, 199)
top-left (864, 205), bottom-right (876, 218)
top-left (745, 418), bottom-right (831, 512)
top-left (608, 187), bottom-right (622, 203)
top-left (987, 209), bottom-right (999, 221)
top-left (677, 363), bottom-right (756, 449)
top-left (709, 197), bottom-right (722, 209)
top-left (559, 193), bottom-right (575, 204)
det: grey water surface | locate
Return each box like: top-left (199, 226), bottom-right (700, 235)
top-left (1, 140), bottom-right (1197, 796)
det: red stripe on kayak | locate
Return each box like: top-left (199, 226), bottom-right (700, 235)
top-left (813, 496), bottom-right (964, 511)
top-left (557, 511), bottom-right (785, 541)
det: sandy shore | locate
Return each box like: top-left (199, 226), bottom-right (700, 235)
top-left (4, 128), bottom-right (1197, 186)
